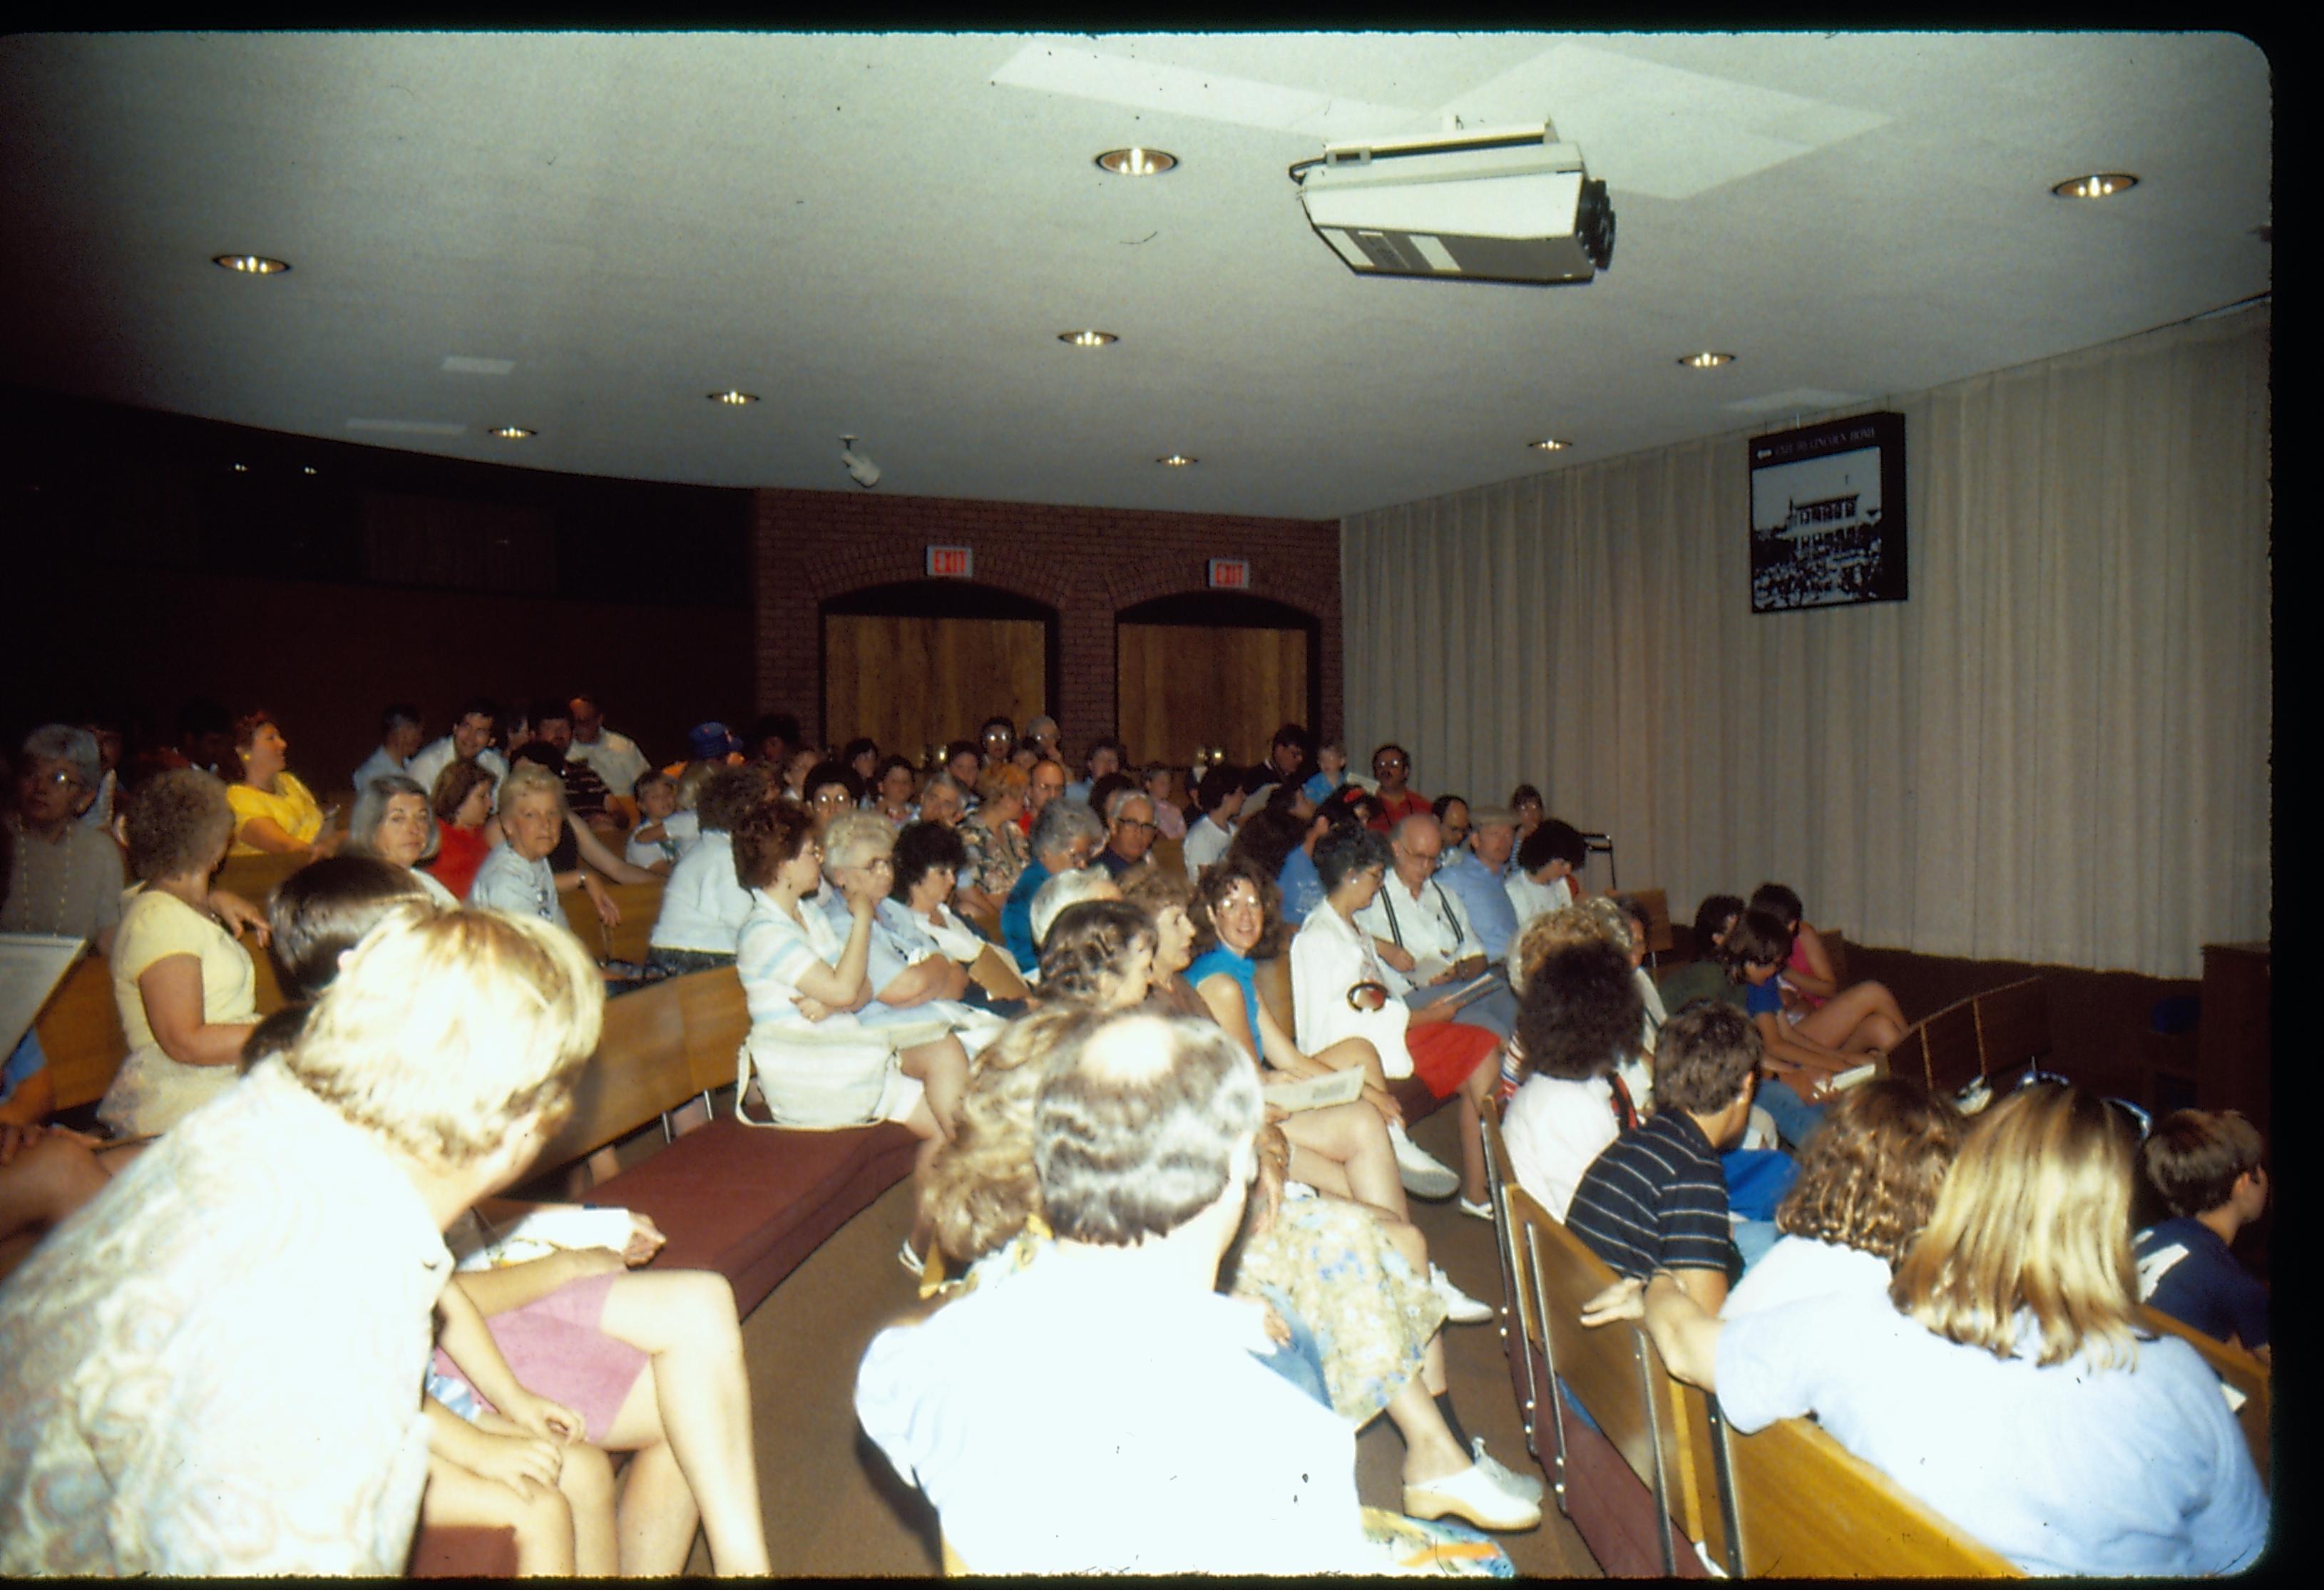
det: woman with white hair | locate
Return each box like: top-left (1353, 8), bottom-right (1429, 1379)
top-left (1584, 1083), bottom-right (2267, 1575)
top-left (2, 724), bottom-right (127, 955)
top-left (344, 774), bottom-right (457, 907)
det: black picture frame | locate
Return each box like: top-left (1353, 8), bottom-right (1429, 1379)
top-left (1747, 411), bottom-right (1908, 614)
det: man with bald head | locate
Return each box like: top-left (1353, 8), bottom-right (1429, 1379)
top-left (1353, 811), bottom-right (1519, 1040)
top-left (854, 1010), bottom-right (1368, 1574)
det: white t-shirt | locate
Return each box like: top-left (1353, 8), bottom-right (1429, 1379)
top-left (567, 732), bottom-right (650, 803)
top-left (1504, 871), bottom-right (1574, 939)
top-left (856, 1243), bottom-right (1368, 1575)
top-left (647, 831), bottom-right (753, 954)
top-left (1503, 1072), bottom-right (1620, 1222)
top-left (1721, 1235), bottom-right (1894, 1320)
top-left (1353, 873), bottom-right (1478, 995)
top-left (1180, 813), bottom-right (1233, 878)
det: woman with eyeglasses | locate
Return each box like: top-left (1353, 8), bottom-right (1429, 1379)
top-left (1583, 1082), bottom-right (2267, 1576)
top-left (1288, 824), bottom-right (1502, 1214)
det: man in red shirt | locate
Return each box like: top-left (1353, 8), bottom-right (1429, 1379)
top-left (1368, 743), bottom-right (1428, 833)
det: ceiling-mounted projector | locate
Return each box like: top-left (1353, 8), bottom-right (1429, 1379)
top-left (1295, 124), bottom-right (1614, 285)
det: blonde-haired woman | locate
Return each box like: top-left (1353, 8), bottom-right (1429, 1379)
top-left (1582, 1084), bottom-right (2266, 1575)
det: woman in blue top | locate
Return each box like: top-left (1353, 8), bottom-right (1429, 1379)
top-left (1184, 856), bottom-right (1456, 1214)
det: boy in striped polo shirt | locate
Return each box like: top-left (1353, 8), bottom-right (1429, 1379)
top-left (1565, 1002), bottom-right (1762, 1313)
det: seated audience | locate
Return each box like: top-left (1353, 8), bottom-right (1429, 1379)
top-left (1367, 744), bottom-right (1427, 832)
top-left (1180, 762), bottom-right (1245, 876)
top-left (623, 770), bottom-right (682, 874)
top-left (351, 702), bottom-right (423, 794)
top-left (778, 744), bottom-right (817, 802)
top-left (941, 739), bottom-right (981, 796)
top-left (1022, 756), bottom-right (1068, 834)
top-left (0, 905), bottom-right (605, 1574)
top-left (1064, 735), bottom-right (1123, 804)
top-left (855, 1010), bottom-right (1377, 1573)
top-left (667, 719), bottom-right (744, 782)
top-left (1355, 811), bottom-right (1519, 1044)
top-left (915, 769), bottom-right (968, 829)
top-left (566, 694), bottom-right (651, 821)
top-left (841, 737), bottom-right (881, 792)
top-left (1750, 880), bottom-right (1908, 1037)
top-left (1289, 824), bottom-right (1501, 1213)
top-left (1502, 942), bottom-right (1644, 1222)
top-left (819, 814), bottom-right (994, 1072)
top-left (471, 761), bottom-right (618, 929)
top-left (1027, 864), bottom-right (1121, 959)
top-left (71, 715), bottom-right (125, 834)
top-left (409, 696), bottom-right (511, 802)
top-left (1508, 784), bottom-right (1545, 843)
top-left (1504, 817), bottom-right (1587, 933)
top-left (1567, 1002), bottom-right (1761, 1313)
top-left (1184, 855), bottom-right (1460, 1205)
top-left (1722, 1074), bottom-right (1963, 1319)
top-left (1584, 1083), bottom-right (2268, 1576)
top-left (225, 708), bottom-right (342, 859)
top-left (1263, 721), bottom-right (1314, 794)
top-left (1658, 893), bottom-right (1747, 1012)
top-left (1020, 716), bottom-right (1058, 763)
top-left (99, 769), bottom-right (260, 1137)
top-left (1092, 784), bottom-right (1160, 877)
top-left (887, 819), bottom-right (1022, 997)
top-left (1003, 799), bottom-right (1105, 971)
top-left (1608, 892), bottom-right (1665, 1108)
top-left (1224, 803), bottom-right (1319, 925)
top-left (424, 758), bottom-right (500, 902)
top-left (532, 701), bottom-right (620, 833)
top-left (1141, 760), bottom-right (1188, 840)
top-left (746, 712), bottom-right (802, 771)
top-left (869, 754), bottom-right (918, 825)
top-left (508, 743), bottom-right (663, 893)
top-left (1303, 739), bottom-right (1349, 805)
top-left (730, 799), bottom-right (953, 1275)
top-left (977, 714), bottom-right (1016, 769)
top-left (647, 761), bottom-right (777, 975)
top-left (1721, 908), bottom-right (1896, 1145)
top-left (2136, 1109), bottom-right (2271, 1364)
top-left (3, 724), bottom-right (128, 955)
top-left (345, 773), bottom-right (457, 906)
top-left (800, 759), bottom-right (864, 836)
top-left (1433, 800), bottom-right (1520, 962)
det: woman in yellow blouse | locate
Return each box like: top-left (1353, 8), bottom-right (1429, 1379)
top-left (225, 710), bottom-right (343, 860)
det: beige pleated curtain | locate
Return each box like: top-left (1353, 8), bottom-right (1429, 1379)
top-left (1342, 306), bottom-right (2270, 980)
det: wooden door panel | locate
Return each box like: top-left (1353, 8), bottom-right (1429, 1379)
top-left (825, 615), bottom-right (1045, 760)
top-left (1116, 624), bottom-right (1306, 769)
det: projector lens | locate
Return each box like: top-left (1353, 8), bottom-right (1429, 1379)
top-left (1578, 179), bottom-right (1615, 272)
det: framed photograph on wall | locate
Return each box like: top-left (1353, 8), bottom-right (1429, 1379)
top-left (1748, 411), bottom-right (1907, 613)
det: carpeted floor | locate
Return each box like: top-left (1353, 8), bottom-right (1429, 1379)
top-left (702, 1101), bottom-right (1604, 1576)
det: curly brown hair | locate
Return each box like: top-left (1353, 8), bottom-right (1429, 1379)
top-left (123, 767), bottom-right (235, 882)
top-left (1184, 855), bottom-right (1289, 961)
top-left (921, 1003), bottom-right (1100, 1268)
top-left (1776, 1075), bottom-right (1965, 1266)
top-left (730, 798), bottom-right (816, 890)
top-left (1035, 899), bottom-right (1156, 1006)
top-left (1510, 943), bottom-right (1641, 1083)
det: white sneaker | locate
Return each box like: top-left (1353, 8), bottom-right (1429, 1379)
top-left (1388, 1122), bottom-right (1461, 1199)
top-left (1458, 1194), bottom-right (1495, 1221)
top-left (1469, 1437), bottom-right (1546, 1504)
top-left (1403, 1460), bottom-right (1542, 1532)
top-left (898, 1238), bottom-right (926, 1278)
top-left (1430, 1263), bottom-right (1494, 1325)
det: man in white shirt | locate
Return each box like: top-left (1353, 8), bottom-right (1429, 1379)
top-left (0, 907), bottom-right (604, 1575)
top-left (349, 704), bottom-right (422, 796)
top-left (1353, 813), bottom-right (1517, 1040)
top-left (1179, 763), bottom-right (1245, 878)
top-left (406, 697), bottom-right (511, 806)
top-left (855, 1010), bottom-right (1372, 1575)
top-left (567, 693), bottom-right (652, 819)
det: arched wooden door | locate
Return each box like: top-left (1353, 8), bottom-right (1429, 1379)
top-left (823, 582), bottom-right (1056, 762)
top-left (1115, 592), bottom-right (1321, 769)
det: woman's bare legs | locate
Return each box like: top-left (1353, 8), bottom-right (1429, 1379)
top-left (899, 1035), bottom-right (970, 1137)
top-left (1455, 1053), bottom-right (1498, 1205)
top-left (421, 1456), bottom-right (580, 1576)
top-left (596, 1270), bottom-right (772, 1576)
top-left (1796, 981), bottom-right (1905, 1055)
top-left (0, 1133), bottom-right (110, 1248)
top-left (1279, 1100), bottom-right (1409, 1220)
top-left (556, 1442), bottom-right (620, 1576)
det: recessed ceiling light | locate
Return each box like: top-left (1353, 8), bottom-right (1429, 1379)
top-left (1679, 351), bottom-right (1737, 369)
top-left (213, 253), bottom-right (289, 274)
top-left (2052, 173), bottom-right (2139, 200)
top-left (1528, 438), bottom-right (1571, 451)
top-left (1157, 453), bottom-right (1197, 466)
top-left (302, 466), bottom-right (317, 476)
top-left (1058, 330), bottom-right (1119, 348)
top-left (230, 462), bottom-right (248, 472)
top-left (488, 426), bottom-right (535, 440)
top-left (708, 389), bottom-right (759, 405)
top-left (1096, 146), bottom-right (1177, 177)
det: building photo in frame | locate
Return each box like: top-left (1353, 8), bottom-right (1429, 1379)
top-left (1749, 411), bottom-right (1908, 613)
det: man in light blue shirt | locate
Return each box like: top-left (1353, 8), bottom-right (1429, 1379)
top-left (350, 704), bottom-right (422, 798)
top-left (1430, 798), bottom-right (1520, 964)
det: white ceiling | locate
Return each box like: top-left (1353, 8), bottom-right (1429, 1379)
top-left (0, 31), bottom-right (2272, 520)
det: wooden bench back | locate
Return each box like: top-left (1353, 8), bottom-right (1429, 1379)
top-left (531, 968), bottom-right (734, 1169)
top-left (589, 879), bottom-right (666, 964)
top-left (1480, 1114), bottom-right (1545, 1453)
top-left (1971, 977), bottom-right (2052, 1083)
top-left (2139, 1305), bottom-right (2270, 1487)
top-left (214, 851), bottom-right (307, 906)
top-left (1711, 1388), bottom-right (2019, 1577)
top-left (34, 957), bottom-right (127, 1111)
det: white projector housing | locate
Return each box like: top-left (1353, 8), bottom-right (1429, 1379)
top-left (1296, 124), bottom-right (1614, 285)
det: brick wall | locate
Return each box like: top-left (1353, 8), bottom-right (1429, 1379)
top-left (752, 488), bottom-right (1342, 760)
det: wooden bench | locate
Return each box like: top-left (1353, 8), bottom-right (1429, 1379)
top-left (1888, 976), bottom-right (2053, 1099)
top-left (1485, 1112), bottom-right (2017, 1578)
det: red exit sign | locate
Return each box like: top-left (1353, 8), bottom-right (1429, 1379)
top-left (1208, 558), bottom-right (1250, 590)
top-left (926, 545), bottom-right (974, 578)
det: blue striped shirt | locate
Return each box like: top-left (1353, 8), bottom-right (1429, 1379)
top-left (1565, 1112), bottom-right (1733, 1279)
